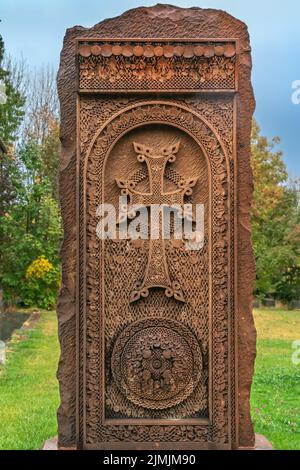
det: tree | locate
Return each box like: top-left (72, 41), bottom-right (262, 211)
top-left (0, 37), bottom-right (61, 308)
top-left (251, 121), bottom-right (300, 304)
top-left (0, 36), bottom-right (26, 213)
top-left (21, 64), bottom-right (60, 201)
top-left (0, 37), bottom-right (62, 307)
top-left (0, 139), bottom-right (62, 305)
top-left (22, 64), bottom-right (59, 145)
top-left (0, 35), bottom-right (25, 145)
top-left (274, 183), bottom-right (300, 305)
top-left (40, 119), bottom-right (60, 200)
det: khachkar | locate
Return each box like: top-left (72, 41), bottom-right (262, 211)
top-left (57, 5), bottom-right (256, 450)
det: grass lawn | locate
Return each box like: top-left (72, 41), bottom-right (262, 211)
top-left (251, 308), bottom-right (300, 450)
top-left (0, 310), bottom-right (59, 450)
top-left (0, 308), bottom-right (299, 449)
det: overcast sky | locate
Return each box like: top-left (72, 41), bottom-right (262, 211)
top-left (1, 0), bottom-right (299, 177)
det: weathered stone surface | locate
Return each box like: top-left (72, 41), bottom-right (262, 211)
top-left (57, 4), bottom-right (256, 450)
top-left (44, 434), bottom-right (273, 451)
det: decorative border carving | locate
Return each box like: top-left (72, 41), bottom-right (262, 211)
top-left (79, 100), bottom-right (234, 446)
top-left (78, 39), bottom-right (237, 93)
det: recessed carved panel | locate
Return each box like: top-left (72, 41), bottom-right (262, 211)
top-left (102, 122), bottom-right (209, 421)
top-left (81, 100), bottom-right (232, 441)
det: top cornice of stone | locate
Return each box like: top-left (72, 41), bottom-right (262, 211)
top-left (64, 4), bottom-right (249, 40)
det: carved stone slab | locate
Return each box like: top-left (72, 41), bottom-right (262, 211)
top-left (57, 5), bottom-right (256, 450)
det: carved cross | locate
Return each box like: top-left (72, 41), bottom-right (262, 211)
top-left (116, 141), bottom-right (198, 303)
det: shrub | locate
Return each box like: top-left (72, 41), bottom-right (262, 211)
top-left (22, 256), bottom-right (60, 309)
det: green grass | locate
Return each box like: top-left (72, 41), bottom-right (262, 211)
top-left (0, 308), bottom-right (299, 449)
top-left (0, 311), bottom-right (59, 450)
top-left (251, 309), bottom-right (300, 450)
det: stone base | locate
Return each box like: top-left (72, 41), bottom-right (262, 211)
top-left (42, 437), bottom-right (58, 450)
top-left (42, 435), bottom-right (273, 451)
top-left (254, 434), bottom-right (274, 450)
top-left (42, 437), bottom-right (76, 450)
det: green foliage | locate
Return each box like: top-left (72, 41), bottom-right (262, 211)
top-left (0, 36), bottom-right (61, 310)
top-left (22, 256), bottom-right (60, 309)
top-left (40, 120), bottom-right (60, 201)
top-left (0, 35), bottom-right (25, 145)
top-left (251, 121), bottom-right (300, 303)
top-left (0, 151), bottom-right (23, 215)
top-left (0, 35), bottom-right (26, 218)
top-left (0, 138), bottom-right (62, 306)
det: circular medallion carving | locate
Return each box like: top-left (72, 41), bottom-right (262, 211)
top-left (111, 318), bottom-right (202, 409)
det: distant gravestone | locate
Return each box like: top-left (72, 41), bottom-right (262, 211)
top-left (0, 340), bottom-right (5, 364)
top-left (57, 5), bottom-right (256, 450)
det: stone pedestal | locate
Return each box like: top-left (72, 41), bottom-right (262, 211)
top-left (43, 435), bottom-right (273, 451)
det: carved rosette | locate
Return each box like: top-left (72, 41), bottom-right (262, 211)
top-left (81, 100), bottom-right (233, 444)
top-left (111, 319), bottom-right (202, 410)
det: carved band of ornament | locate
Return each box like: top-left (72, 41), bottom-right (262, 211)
top-left (78, 42), bottom-right (237, 91)
top-left (78, 42), bottom-right (236, 59)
